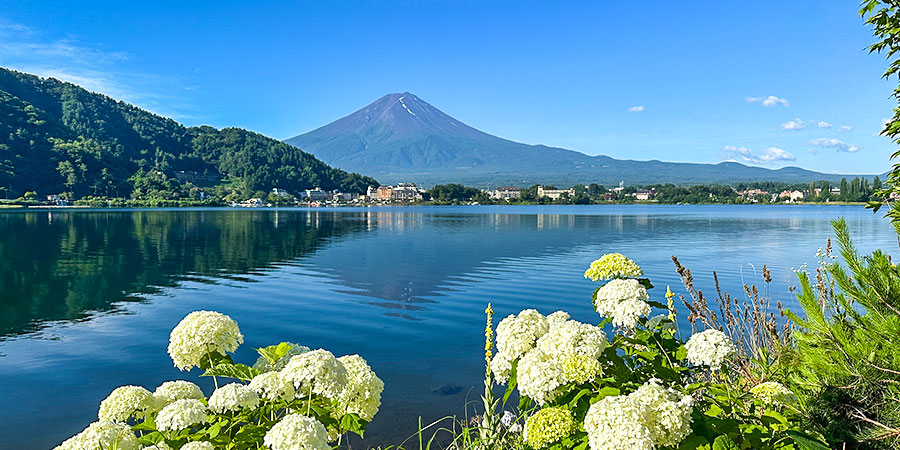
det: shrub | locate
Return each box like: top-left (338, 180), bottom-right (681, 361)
top-left (54, 311), bottom-right (383, 450)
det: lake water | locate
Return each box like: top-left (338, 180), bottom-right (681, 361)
top-left (0, 205), bottom-right (896, 449)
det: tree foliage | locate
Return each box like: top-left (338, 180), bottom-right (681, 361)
top-left (0, 68), bottom-right (377, 200)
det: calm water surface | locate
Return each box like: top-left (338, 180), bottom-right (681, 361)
top-left (0, 205), bottom-right (895, 449)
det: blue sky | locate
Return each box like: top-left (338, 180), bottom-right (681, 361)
top-left (0, 0), bottom-right (894, 174)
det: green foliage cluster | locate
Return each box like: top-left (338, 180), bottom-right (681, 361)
top-left (0, 68), bottom-right (377, 201)
top-left (465, 259), bottom-right (828, 450)
top-left (786, 219), bottom-right (900, 448)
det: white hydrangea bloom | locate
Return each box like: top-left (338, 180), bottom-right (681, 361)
top-left (167, 311), bottom-right (243, 371)
top-left (54, 421), bottom-right (140, 450)
top-left (336, 354), bottom-right (384, 421)
top-left (282, 349), bottom-right (349, 400)
top-left (631, 379), bottom-right (693, 447)
top-left (153, 380), bottom-right (204, 406)
top-left (180, 442), bottom-right (215, 450)
top-left (253, 343), bottom-right (311, 373)
top-left (583, 379), bottom-right (693, 450)
top-left (142, 443), bottom-right (173, 450)
top-left (585, 395), bottom-right (653, 450)
top-left (155, 399), bottom-right (208, 431)
top-left (517, 348), bottom-right (565, 405)
top-left (490, 350), bottom-right (515, 383)
top-left (611, 297), bottom-right (653, 329)
top-left (519, 319), bottom-right (607, 405)
top-left (263, 414), bottom-right (330, 450)
top-left (547, 310), bottom-right (570, 327)
top-left (208, 382), bottom-right (260, 413)
top-left (535, 320), bottom-right (607, 358)
top-left (250, 371), bottom-right (296, 402)
top-left (98, 385), bottom-right (157, 422)
top-left (751, 381), bottom-right (797, 406)
top-left (491, 309), bottom-right (549, 381)
top-left (594, 279), bottom-right (651, 328)
top-left (684, 328), bottom-right (736, 370)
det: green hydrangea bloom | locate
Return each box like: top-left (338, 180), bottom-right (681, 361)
top-left (524, 407), bottom-right (576, 448)
top-left (562, 354), bottom-right (602, 384)
top-left (584, 253), bottom-right (643, 281)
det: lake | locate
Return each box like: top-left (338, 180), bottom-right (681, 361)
top-left (0, 205), bottom-right (895, 449)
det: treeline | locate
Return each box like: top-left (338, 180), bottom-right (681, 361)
top-left (421, 179), bottom-right (884, 205)
top-left (0, 68), bottom-right (377, 202)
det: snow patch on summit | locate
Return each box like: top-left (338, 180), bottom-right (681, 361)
top-left (398, 96), bottom-right (417, 117)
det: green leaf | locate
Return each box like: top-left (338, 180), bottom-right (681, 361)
top-left (201, 363), bottom-right (260, 382)
top-left (785, 430), bottom-right (831, 450)
top-left (711, 435), bottom-right (739, 450)
top-left (760, 410), bottom-right (789, 429)
top-left (678, 435), bottom-right (711, 450)
top-left (502, 361), bottom-right (518, 406)
top-left (257, 342), bottom-right (295, 365)
top-left (638, 278), bottom-right (654, 289)
top-left (340, 413), bottom-right (368, 436)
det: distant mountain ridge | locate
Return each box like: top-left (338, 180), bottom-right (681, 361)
top-left (287, 92), bottom-right (867, 187)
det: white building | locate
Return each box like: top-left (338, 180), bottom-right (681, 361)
top-left (488, 186), bottom-right (521, 201)
top-left (537, 185), bottom-right (575, 200)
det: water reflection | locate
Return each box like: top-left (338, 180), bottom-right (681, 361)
top-left (0, 209), bottom-right (369, 338)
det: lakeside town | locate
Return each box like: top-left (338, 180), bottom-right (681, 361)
top-left (19, 173), bottom-right (884, 208)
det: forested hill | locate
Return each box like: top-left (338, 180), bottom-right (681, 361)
top-left (0, 67), bottom-right (378, 200)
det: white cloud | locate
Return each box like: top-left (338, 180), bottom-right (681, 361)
top-left (781, 119), bottom-right (806, 130)
top-left (837, 125), bottom-right (852, 132)
top-left (810, 138), bottom-right (859, 153)
top-left (817, 121), bottom-right (832, 128)
top-left (627, 105), bottom-right (645, 112)
top-left (746, 95), bottom-right (789, 107)
top-left (722, 145), bottom-right (796, 164)
top-left (0, 19), bottom-right (197, 119)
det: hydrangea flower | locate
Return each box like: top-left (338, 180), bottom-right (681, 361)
top-left (250, 371), bottom-right (296, 402)
top-left (208, 382), bottom-right (260, 413)
top-left (252, 343), bottom-right (311, 372)
top-left (336, 354), bottom-right (384, 421)
top-left (594, 279), bottom-right (651, 328)
top-left (54, 421), bottom-right (140, 450)
top-left (684, 328), bottom-right (736, 370)
top-left (155, 399), bottom-right (208, 431)
top-left (547, 310), bottom-right (571, 327)
top-left (518, 319), bottom-right (607, 405)
top-left (263, 414), bottom-right (330, 450)
top-left (98, 385), bottom-right (157, 422)
top-left (153, 380), bottom-right (205, 406)
top-left (630, 379), bottom-right (693, 447)
top-left (750, 381), bottom-right (797, 406)
top-left (524, 407), bottom-right (576, 448)
top-left (584, 379), bottom-right (693, 450)
top-left (584, 253), bottom-right (643, 281)
top-left (490, 309), bottom-right (550, 382)
top-left (584, 395), bottom-right (652, 450)
top-left (167, 311), bottom-right (243, 370)
top-left (180, 442), bottom-right (215, 450)
top-left (562, 354), bottom-right (603, 383)
top-left (282, 349), bottom-right (349, 401)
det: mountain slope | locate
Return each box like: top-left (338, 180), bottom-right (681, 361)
top-left (287, 93), bottom-right (863, 187)
top-left (0, 67), bottom-right (377, 198)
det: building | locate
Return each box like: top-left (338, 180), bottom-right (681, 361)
top-left (174, 171), bottom-right (221, 183)
top-left (271, 187), bottom-right (291, 197)
top-left (633, 189), bottom-right (655, 201)
top-left (390, 183), bottom-right (423, 201)
top-left (779, 190), bottom-right (806, 202)
top-left (537, 186), bottom-right (575, 200)
top-left (488, 186), bottom-right (521, 201)
top-left (302, 187), bottom-right (327, 202)
top-left (375, 186), bottom-right (393, 201)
